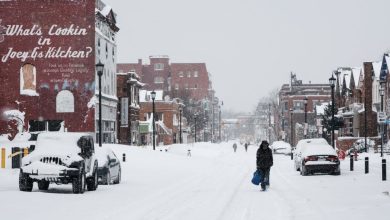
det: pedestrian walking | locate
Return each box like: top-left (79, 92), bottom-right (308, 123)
top-left (256, 140), bottom-right (273, 191)
top-left (233, 143), bottom-right (237, 152)
top-left (244, 143), bottom-right (248, 152)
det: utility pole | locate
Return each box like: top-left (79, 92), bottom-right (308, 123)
top-left (268, 103), bottom-right (271, 142)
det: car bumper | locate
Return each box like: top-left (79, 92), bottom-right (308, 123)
top-left (21, 161), bottom-right (78, 182)
top-left (304, 163), bottom-right (340, 173)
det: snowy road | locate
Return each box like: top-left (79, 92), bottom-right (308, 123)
top-left (1, 141), bottom-right (390, 220)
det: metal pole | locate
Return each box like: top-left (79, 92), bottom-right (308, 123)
top-left (268, 103), bottom-right (271, 142)
top-left (195, 116), bottom-right (197, 143)
top-left (179, 109), bottom-right (182, 144)
top-left (365, 96), bottom-right (368, 153)
top-left (152, 99), bottom-right (156, 150)
top-left (331, 85), bottom-right (335, 148)
top-left (382, 159), bottom-right (387, 181)
top-left (381, 94), bottom-right (384, 157)
top-left (304, 103), bottom-right (307, 139)
top-left (290, 110), bottom-right (293, 160)
top-left (219, 108), bottom-right (221, 142)
top-left (98, 74), bottom-right (102, 147)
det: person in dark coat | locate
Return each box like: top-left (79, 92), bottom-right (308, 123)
top-left (256, 140), bottom-right (273, 191)
top-left (244, 143), bottom-right (248, 152)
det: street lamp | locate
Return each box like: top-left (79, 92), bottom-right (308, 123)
top-left (329, 73), bottom-right (336, 148)
top-left (194, 114), bottom-right (198, 143)
top-left (290, 108), bottom-right (294, 160)
top-left (96, 61), bottom-right (104, 147)
top-left (219, 101), bottom-right (223, 142)
top-left (179, 105), bottom-right (183, 144)
top-left (304, 96), bottom-right (308, 138)
top-left (380, 80), bottom-right (385, 157)
top-left (151, 91), bottom-right (156, 150)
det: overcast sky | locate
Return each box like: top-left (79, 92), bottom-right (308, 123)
top-left (105, 0), bottom-right (390, 113)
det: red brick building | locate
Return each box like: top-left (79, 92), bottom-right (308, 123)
top-left (116, 71), bottom-right (144, 145)
top-left (138, 90), bottom-right (181, 145)
top-left (117, 56), bottom-right (211, 101)
top-left (0, 0), bottom-right (96, 138)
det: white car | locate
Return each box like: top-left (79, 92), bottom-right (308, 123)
top-left (293, 138), bottom-right (329, 171)
top-left (19, 132), bottom-right (99, 194)
top-left (270, 141), bottom-right (292, 155)
top-left (294, 139), bottom-right (340, 175)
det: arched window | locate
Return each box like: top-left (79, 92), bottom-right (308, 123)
top-left (56, 90), bottom-right (74, 113)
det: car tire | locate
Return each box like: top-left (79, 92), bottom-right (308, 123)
top-left (38, 180), bottom-right (50, 190)
top-left (72, 166), bottom-right (86, 194)
top-left (19, 171), bottom-right (33, 192)
top-left (87, 164), bottom-right (98, 191)
top-left (106, 170), bottom-right (111, 185)
top-left (113, 168), bottom-right (121, 184)
top-left (301, 165), bottom-right (308, 176)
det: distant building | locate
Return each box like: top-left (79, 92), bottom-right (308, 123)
top-left (116, 71), bottom-right (144, 145)
top-left (278, 73), bottom-right (331, 145)
top-left (117, 56), bottom-right (211, 101)
top-left (138, 90), bottom-right (184, 145)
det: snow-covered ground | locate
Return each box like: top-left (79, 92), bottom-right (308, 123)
top-left (1, 141), bottom-right (390, 220)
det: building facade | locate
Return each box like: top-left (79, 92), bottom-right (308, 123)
top-left (95, 0), bottom-right (119, 143)
top-left (0, 0), bottom-right (118, 142)
top-left (116, 71), bottom-right (143, 145)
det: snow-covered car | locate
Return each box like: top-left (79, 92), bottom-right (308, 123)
top-left (270, 141), bottom-right (291, 155)
top-left (293, 138), bottom-right (329, 171)
top-left (95, 146), bottom-right (121, 185)
top-left (19, 132), bottom-right (99, 194)
top-left (296, 141), bottom-right (340, 176)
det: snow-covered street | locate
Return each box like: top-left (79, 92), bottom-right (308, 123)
top-left (1, 141), bottom-right (390, 220)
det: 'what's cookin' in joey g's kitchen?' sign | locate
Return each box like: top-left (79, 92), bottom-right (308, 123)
top-left (0, 19), bottom-right (93, 63)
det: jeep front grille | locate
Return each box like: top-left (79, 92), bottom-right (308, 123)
top-left (40, 157), bottom-right (65, 166)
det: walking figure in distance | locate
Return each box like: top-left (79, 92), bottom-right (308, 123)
top-left (233, 143), bottom-right (237, 152)
top-left (256, 140), bottom-right (273, 191)
top-left (244, 143), bottom-right (248, 152)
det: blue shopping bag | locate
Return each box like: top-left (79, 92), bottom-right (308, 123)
top-left (251, 170), bottom-right (262, 185)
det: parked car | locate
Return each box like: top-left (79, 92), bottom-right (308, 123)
top-left (95, 146), bottom-right (121, 185)
top-left (270, 141), bottom-right (291, 155)
top-left (293, 138), bottom-right (329, 171)
top-left (19, 132), bottom-right (99, 194)
top-left (295, 139), bottom-right (340, 176)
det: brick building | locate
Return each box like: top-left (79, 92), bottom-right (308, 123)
top-left (278, 73), bottom-right (331, 146)
top-left (138, 90), bottom-right (183, 146)
top-left (0, 0), bottom-right (119, 142)
top-left (116, 71), bottom-right (144, 145)
top-left (117, 56), bottom-right (211, 102)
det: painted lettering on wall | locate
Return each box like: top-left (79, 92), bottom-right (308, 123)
top-left (0, 23), bottom-right (92, 62)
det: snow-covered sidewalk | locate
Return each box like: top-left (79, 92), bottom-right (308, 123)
top-left (1, 141), bottom-right (390, 220)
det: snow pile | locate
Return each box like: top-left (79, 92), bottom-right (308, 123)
top-left (3, 109), bottom-right (25, 132)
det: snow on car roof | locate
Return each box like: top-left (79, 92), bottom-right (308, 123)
top-left (36, 132), bottom-right (92, 155)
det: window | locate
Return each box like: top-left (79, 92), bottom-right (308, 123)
top-left (187, 71), bottom-right (191, 78)
top-left (293, 101), bottom-right (304, 111)
top-left (175, 84), bottom-right (179, 90)
top-left (185, 83), bottom-right (188, 89)
top-left (154, 63), bottom-right (164, 71)
top-left (154, 76), bottom-right (164, 84)
top-left (194, 71), bottom-right (198, 77)
top-left (178, 71), bottom-right (184, 77)
top-left (194, 84), bottom-right (198, 89)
